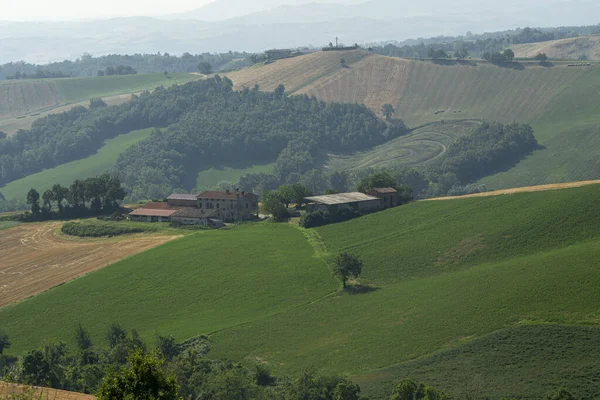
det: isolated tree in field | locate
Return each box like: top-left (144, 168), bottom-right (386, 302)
top-left (27, 188), bottom-right (41, 215)
top-left (0, 330), bottom-right (10, 355)
top-left (357, 172), bottom-right (397, 193)
top-left (97, 350), bottom-right (181, 400)
top-left (503, 49), bottom-right (515, 61)
top-left (381, 103), bottom-right (395, 121)
top-left (534, 52), bottom-right (549, 62)
top-left (197, 62), bottom-right (213, 75)
top-left (332, 252), bottom-right (363, 288)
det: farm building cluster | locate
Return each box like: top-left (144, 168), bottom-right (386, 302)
top-left (305, 188), bottom-right (398, 213)
top-left (129, 189), bottom-right (259, 226)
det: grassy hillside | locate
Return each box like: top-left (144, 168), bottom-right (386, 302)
top-left (325, 120), bottom-right (479, 171)
top-left (195, 163), bottom-right (276, 191)
top-left (0, 73), bottom-right (197, 134)
top-left (0, 128), bottom-right (153, 201)
top-left (2, 184), bottom-right (600, 398)
top-left (512, 35), bottom-right (600, 60)
top-left (227, 51), bottom-right (600, 189)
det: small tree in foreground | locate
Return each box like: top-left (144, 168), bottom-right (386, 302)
top-left (97, 350), bottom-right (181, 400)
top-left (332, 252), bottom-right (363, 288)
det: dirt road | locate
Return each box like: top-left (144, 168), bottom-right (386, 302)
top-left (0, 381), bottom-right (95, 400)
top-left (0, 222), bottom-right (178, 308)
top-left (426, 180), bottom-right (600, 201)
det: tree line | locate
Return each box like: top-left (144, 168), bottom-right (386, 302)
top-left (0, 51), bottom-right (253, 80)
top-left (0, 327), bottom-right (580, 400)
top-left (21, 174), bottom-right (125, 221)
top-left (97, 65), bottom-right (137, 77)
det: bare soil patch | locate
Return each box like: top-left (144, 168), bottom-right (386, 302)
top-left (0, 222), bottom-right (179, 308)
top-left (0, 381), bottom-right (95, 400)
top-left (426, 180), bottom-right (600, 201)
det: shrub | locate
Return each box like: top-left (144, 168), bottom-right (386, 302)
top-left (61, 222), bottom-right (146, 237)
top-left (299, 210), bottom-right (331, 228)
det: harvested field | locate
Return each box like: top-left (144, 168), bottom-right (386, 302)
top-left (427, 179), bottom-right (600, 201)
top-left (0, 80), bottom-right (61, 119)
top-left (0, 222), bottom-right (179, 308)
top-left (0, 381), bottom-right (95, 400)
top-left (512, 35), bottom-right (600, 61)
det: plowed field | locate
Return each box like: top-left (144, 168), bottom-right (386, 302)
top-left (0, 381), bottom-right (95, 400)
top-left (0, 222), bottom-right (179, 308)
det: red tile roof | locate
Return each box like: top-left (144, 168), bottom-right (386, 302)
top-left (139, 202), bottom-right (172, 210)
top-left (197, 190), bottom-right (257, 200)
top-left (129, 209), bottom-right (177, 217)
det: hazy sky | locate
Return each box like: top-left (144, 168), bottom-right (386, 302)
top-left (3, 0), bottom-right (215, 20)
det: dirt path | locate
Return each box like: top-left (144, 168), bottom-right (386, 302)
top-left (426, 180), bottom-right (600, 201)
top-left (0, 381), bottom-right (95, 400)
top-left (0, 222), bottom-right (179, 308)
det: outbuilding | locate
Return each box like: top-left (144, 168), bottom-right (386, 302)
top-left (305, 192), bottom-right (381, 213)
top-left (128, 208), bottom-right (177, 222)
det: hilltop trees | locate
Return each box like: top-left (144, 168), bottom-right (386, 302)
top-left (332, 252), bottom-right (363, 288)
top-left (381, 104), bottom-right (395, 121)
top-left (197, 62), bottom-right (213, 75)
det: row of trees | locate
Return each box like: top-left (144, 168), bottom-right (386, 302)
top-left (5, 70), bottom-right (70, 80)
top-left (0, 51), bottom-right (253, 80)
top-left (97, 65), bottom-right (137, 76)
top-left (482, 49), bottom-right (515, 62)
top-left (24, 174), bottom-right (125, 220)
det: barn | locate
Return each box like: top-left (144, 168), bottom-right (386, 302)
top-left (305, 192), bottom-right (381, 213)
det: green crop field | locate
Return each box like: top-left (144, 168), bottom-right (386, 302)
top-left (2, 184), bottom-right (600, 398)
top-left (325, 120), bottom-right (480, 171)
top-left (0, 128), bottom-right (154, 201)
top-left (195, 163), bottom-right (276, 191)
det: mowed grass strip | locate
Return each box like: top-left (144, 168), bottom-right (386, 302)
top-left (0, 223), bottom-right (337, 354)
top-left (0, 128), bottom-right (154, 201)
top-left (357, 324), bottom-right (600, 400)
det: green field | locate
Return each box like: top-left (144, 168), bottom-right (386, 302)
top-left (195, 163), bottom-right (276, 191)
top-left (0, 128), bottom-right (153, 201)
top-left (325, 120), bottom-right (480, 171)
top-left (2, 184), bottom-right (600, 398)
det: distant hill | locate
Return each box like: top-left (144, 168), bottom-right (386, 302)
top-left (226, 50), bottom-right (600, 189)
top-left (512, 35), bottom-right (600, 60)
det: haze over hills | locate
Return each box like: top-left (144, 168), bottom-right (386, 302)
top-left (2, 0), bottom-right (600, 63)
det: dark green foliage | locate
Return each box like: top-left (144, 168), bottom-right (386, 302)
top-left (97, 350), bottom-right (181, 400)
top-left (332, 252), bottom-right (363, 288)
top-left (262, 191), bottom-right (290, 222)
top-left (389, 379), bottom-right (450, 400)
top-left (357, 172), bottom-right (397, 192)
top-left (299, 210), bottom-right (332, 228)
top-left (198, 62), bottom-right (213, 75)
top-left (546, 388), bottom-right (577, 400)
top-left (0, 331), bottom-right (9, 355)
top-left (75, 323), bottom-right (93, 351)
top-left (535, 53), bottom-right (549, 62)
top-left (430, 122), bottom-right (538, 183)
top-left (20, 341), bottom-right (69, 388)
top-left (106, 324), bottom-right (128, 349)
top-left (89, 98), bottom-right (107, 110)
top-left (26, 189), bottom-right (40, 215)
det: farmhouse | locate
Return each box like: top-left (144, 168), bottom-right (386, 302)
top-left (369, 187), bottom-right (398, 208)
top-left (305, 192), bottom-right (381, 213)
top-left (129, 189), bottom-right (258, 224)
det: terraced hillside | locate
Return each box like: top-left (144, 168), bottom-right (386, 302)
top-left (325, 120), bottom-right (480, 171)
top-left (227, 51), bottom-right (600, 189)
top-left (0, 73), bottom-right (197, 134)
top-left (512, 35), bottom-right (600, 60)
top-left (2, 184), bottom-right (600, 398)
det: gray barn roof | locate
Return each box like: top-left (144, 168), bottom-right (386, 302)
top-left (304, 192), bottom-right (379, 205)
top-left (167, 193), bottom-right (198, 201)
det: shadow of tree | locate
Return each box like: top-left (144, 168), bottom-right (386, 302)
top-left (490, 61), bottom-right (525, 70)
top-left (344, 284), bottom-right (380, 295)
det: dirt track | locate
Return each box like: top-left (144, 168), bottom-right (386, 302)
top-left (426, 180), bottom-right (600, 201)
top-left (0, 222), bottom-right (178, 308)
top-left (0, 381), bottom-right (95, 400)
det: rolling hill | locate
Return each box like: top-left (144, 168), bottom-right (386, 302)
top-left (512, 35), bottom-right (600, 60)
top-left (2, 183), bottom-right (600, 398)
top-left (227, 50), bottom-right (600, 189)
top-left (0, 128), bottom-right (154, 201)
top-left (0, 73), bottom-right (198, 134)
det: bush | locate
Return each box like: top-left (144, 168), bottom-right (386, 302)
top-left (299, 210), bottom-right (331, 228)
top-left (61, 222), bottom-right (146, 237)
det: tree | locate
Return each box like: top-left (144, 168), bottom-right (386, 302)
top-left (357, 172), bottom-right (397, 193)
top-left (390, 379), bottom-right (450, 400)
top-left (0, 330), bottom-right (10, 355)
top-left (75, 323), bottom-right (93, 351)
top-left (89, 98), bottom-right (107, 110)
top-left (262, 191), bottom-right (289, 222)
top-left (107, 323), bottom-right (127, 348)
top-left (105, 66), bottom-right (115, 76)
top-left (333, 380), bottom-right (362, 400)
top-left (340, 58), bottom-right (347, 67)
top-left (332, 252), bottom-right (363, 288)
top-left (52, 184), bottom-right (69, 213)
top-left (156, 335), bottom-right (180, 362)
top-left (97, 70), bottom-right (105, 77)
top-left (503, 48), bottom-right (515, 61)
top-left (381, 104), bottom-right (395, 121)
top-left (534, 52), bottom-right (549, 62)
top-left (197, 62), bottom-right (213, 75)
top-left (42, 189), bottom-right (54, 212)
top-left (546, 388), bottom-right (577, 400)
top-left (275, 185), bottom-right (296, 208)
top-left (329, 171), bottom-right (350, 193)
top-left (26, 188), bottom-right (41, 215)
top-left (97, 350), bottom-right (181, 400)
top-left (291, 183), bottom-right (313, 207)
